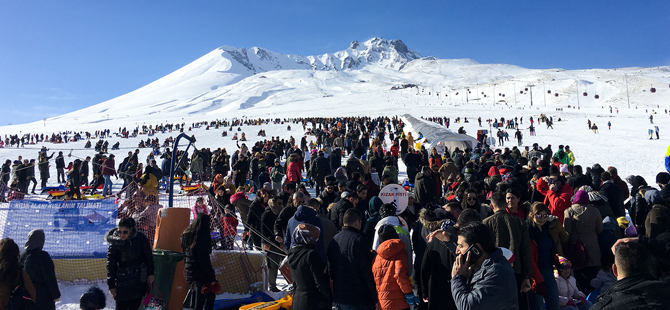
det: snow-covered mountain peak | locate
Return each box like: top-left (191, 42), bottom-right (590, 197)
top-left (212, 37), bottom-right (422, 73)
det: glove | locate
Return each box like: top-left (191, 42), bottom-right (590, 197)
top-left (535, 282), bottom-right (546, 296)
top-left (405, 293), bottom-right (418, 306)
top-left (579, 296), bottom-right (587, 304)
top-left (211, 282), bottom-right (221, 294)
top-left (201, 282), bottom-right (212, 294)
top-left (567, 300), bottom-right (576, 307)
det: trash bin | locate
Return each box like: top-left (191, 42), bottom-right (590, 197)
top-left (152, 249), bottom-right (184, 308)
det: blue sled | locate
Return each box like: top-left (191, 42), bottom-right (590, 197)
top-left (41, 185), bottom-right (67, 193)
top-left (213, 291), bottom-right (274, 310)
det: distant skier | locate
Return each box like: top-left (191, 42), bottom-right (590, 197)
top-left (649, 129), bottom-right (654, 140)
top-left (608, 121), bottom-right (611, 130)
top-left (650, 114), bottom-right (654, 124)
top-left (591, 123), bottom-right (598, 133)
top-left (588, 119), bottom-right (592, 129)
top-left (655, 126), bottom-right (660, 139)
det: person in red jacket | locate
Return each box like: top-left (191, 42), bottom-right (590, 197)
top-left (428, 148), bottom-right (443, 170)
top-left (390, 140), bottom-right (400, 159)
top-left (221, 204), bottom-right (238, 250)
top-left (372, 225), bottom-right (418, 310)
top-left (101, 154), bottom-right (117, 196)
top-left (536, 174), bottom-right (573, 224)
top-left (286, 155), bottom-right (302, 184)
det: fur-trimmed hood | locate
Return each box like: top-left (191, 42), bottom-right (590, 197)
top-left (418, 208), bottom-right (446, 233)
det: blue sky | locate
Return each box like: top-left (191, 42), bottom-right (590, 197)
top-left (1, 0), bottom-right (668, 126)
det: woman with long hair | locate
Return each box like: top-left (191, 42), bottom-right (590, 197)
top-left (0, 238), bottom-right (36, 309)
top-left (105, 217), bottom-right (154, 310)
top-left (182, 213), bottom-right (219, 310)
top-left (67, 159), bottom-right (82, 199)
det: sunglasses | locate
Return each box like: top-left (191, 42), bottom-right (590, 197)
top-left (535, 214), bottom-right (549, 219)
top-left (118, 230), bottom-right (130, 235)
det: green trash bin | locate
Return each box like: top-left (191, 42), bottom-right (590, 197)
top-left (152, 249), bottom-right (184, 308)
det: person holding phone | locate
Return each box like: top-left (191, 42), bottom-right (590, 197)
top-left (450, 222), bottom-right (518, 310)
top-left (536, 174), bottom-right (573, 224)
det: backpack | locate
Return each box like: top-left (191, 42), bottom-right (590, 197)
top-left (558, 150), bottom-right (566, 159)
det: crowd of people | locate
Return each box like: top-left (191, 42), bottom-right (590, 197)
top-left (1, 115), bottom-right (670, 310)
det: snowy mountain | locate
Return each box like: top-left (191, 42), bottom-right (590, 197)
top-left (4, 37), bottom-right (670, 132)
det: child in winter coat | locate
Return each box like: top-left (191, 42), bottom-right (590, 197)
top-left (555, 257), bottom-right (592, 310)
top-left (589, 258), bottom-right (616, 294)
top-left (192, 197), bottom-right (208, 218)
top-left (221, 204), bottom-right (238, 250)
top-left (372, 224), bottom-right (417, 310)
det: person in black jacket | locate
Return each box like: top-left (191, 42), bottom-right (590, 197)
top-left (181, 213), bottom-right (219, 310)
top-left (370, 150), bottom-right (385, 181)
top-left (55, 151), bottom-right (65, 183)
top-left (26, 159), bottom-right (37, 194)
top-left (422, 209), bottom-right (481, 310)
top-left (17, 159), bottom-right (30, 194)
top-left (39, 151), bottom-right (55, 188)
top-left (328, 192), bottom-right (359, 230)
top-left (288, 223), bottom-right (332, 310)
top-left (404, 148), bottom-right (419, 183)
top-left (313, 151), bottom-right (330, 194)
top-left (330, 148), bottom-right (343, 175)
top-left (261, 197), bottom-right (285, 292)
top-left (19, 229), bottom-right (61, 310)
top-left (414, 166), bottom-right (436, 209)
top-left (105, 218), bottom-right (154, 310)
top-left (589, 163), bottom-right (606, 191)
top-left (599, 171), bottom-right (624, 218)
top-left (566, 165), bottom-right (593, 191)
top-left (0, 159), bottom-right (10, 201)
top-left (274, 191), bottom-right (299, 244)
top-left (80, 156), bottom-right (90, 186)
top-left (67, 160), bottom-right (82, 200)
top-left (592, 241), bottom-right (670, 310)
top-left (412, 206), bottom-right (456, 308)
top-left (327, 208), bottom-right (377, 309)
top-left (318, 181), bottom-right (338, 210)
top-left (245, 189), bottom-right (270, 250)
top-left (628, 176), bottom-right (653, 234)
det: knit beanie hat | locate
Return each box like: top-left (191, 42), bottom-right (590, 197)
top-left (617, 217), bottom-right (630, 229)
top-left (557, 256), bottom-right (572, 270)
top-left (377, 224), bottom-right (399, 244)
top-left (292, 223), bottom-right (320, 246)
top-left (656, 172), bottom-right (670, 185)
top-left (572, 190), bottom-right (589, 205)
